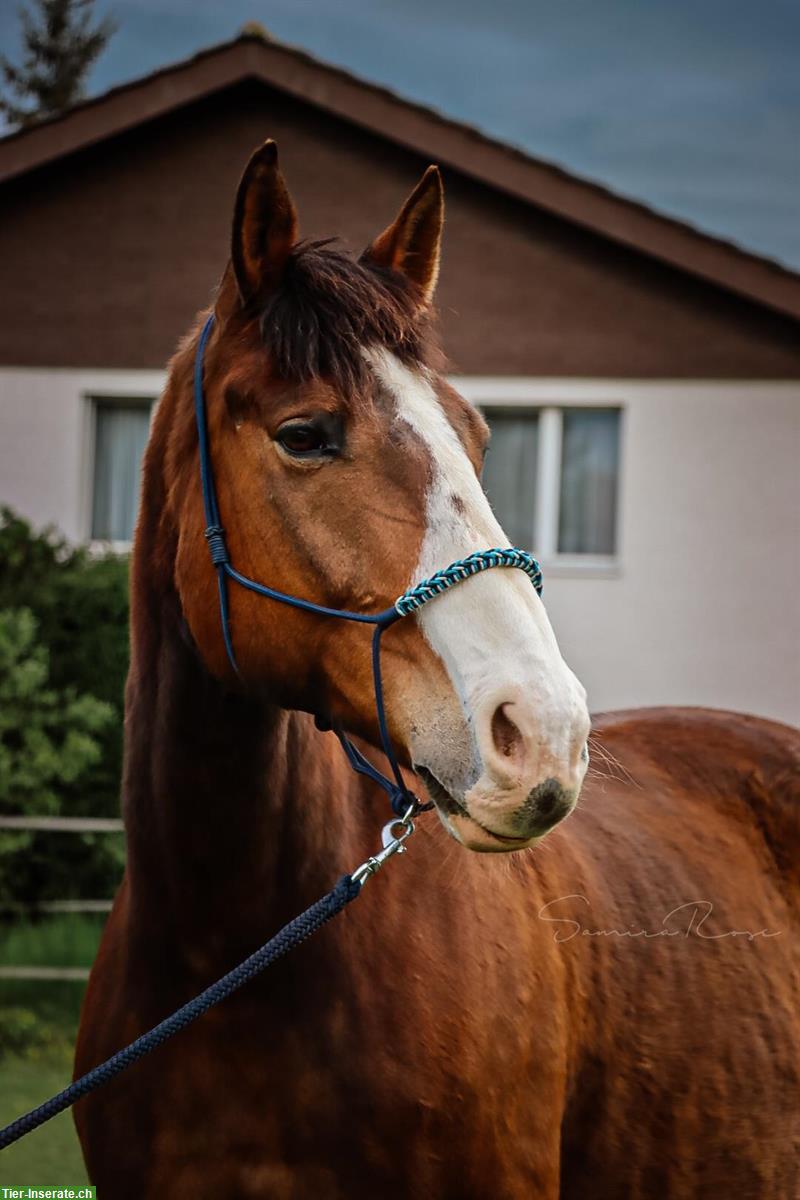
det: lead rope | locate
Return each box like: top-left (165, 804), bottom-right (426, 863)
top-left (0, 811), bottom-right (417, 1152)
top-left (0, 882), bottom-right (359, 1151)
top-left (0, 317), bottom-right (545, 1152)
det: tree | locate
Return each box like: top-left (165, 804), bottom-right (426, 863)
top-left (0, 0), bottom-right (115, 129)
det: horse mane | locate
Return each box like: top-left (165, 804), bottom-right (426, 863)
top-left (258, 239), bottom-right (438, 393)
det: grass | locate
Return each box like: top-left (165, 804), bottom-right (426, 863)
top-left (0, 1046), bottom-right (90, 1186)
top-left (0, 912), bottom-right (106, 970)
top-left (0, 915), bottom-right (105, 1185)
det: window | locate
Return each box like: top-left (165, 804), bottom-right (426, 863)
top-left (91, 400), bottom-right (152, 542)
top-left (480, 412), bottom-right (538, 551)
top-left (481, 406), bottom-right (621, 560)
top-left (558, 409), bottom-right (619, 555)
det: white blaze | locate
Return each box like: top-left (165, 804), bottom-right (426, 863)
top-left (369, 348), bottom-right (588, 804)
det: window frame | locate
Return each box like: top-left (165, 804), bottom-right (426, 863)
top-left (83, 390), bottom-right (158, 551)
top-left (455, 378), bottom-right (625, 577)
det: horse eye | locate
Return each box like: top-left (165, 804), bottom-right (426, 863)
top-left (276, 423), bottom-right (328, 457)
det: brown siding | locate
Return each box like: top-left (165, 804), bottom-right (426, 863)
top-left (1, 81), bottom-right (799, 376)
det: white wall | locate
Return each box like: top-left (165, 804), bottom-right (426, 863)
top-left (1, 368), bottom-right (798, 726)
top-left (460, 378), bottom-right (800, 727)
top-left (0, 367), bottom-right (165, 542)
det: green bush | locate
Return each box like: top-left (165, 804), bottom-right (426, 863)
top-left (0, 1005), bottom-right (74, 1058)
top-left (0, 608), bottom-right (113, 813)
top-left (0, 509), bottom-right (129, 904)
top-left (0, 1006), bottom-right (43, 1056)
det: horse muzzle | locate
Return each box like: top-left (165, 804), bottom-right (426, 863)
top-left (416, 765), bottom-right (583, 853)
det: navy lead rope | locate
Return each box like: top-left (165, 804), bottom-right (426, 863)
top-left (0, 315), bottom-right (544, 1153)
top-left (0, 878), bottom-right (360, 1150)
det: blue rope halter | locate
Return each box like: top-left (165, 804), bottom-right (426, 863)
top-left (194, 313), bottom-right (543, 816)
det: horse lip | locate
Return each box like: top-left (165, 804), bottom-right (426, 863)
top-left (414, 765), bottom-right (531, 846)
top-left (474, 825), bottom-right (532, 846)
top-left (414, 764), bottom-right (452, 808)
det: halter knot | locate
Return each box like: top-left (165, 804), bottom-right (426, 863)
top-left (204, 525), bottom-right (229, 566)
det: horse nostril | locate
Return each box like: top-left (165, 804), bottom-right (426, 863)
top-left (491, 703), bottom-right (523, 762)
top-left (528, 777), bottom-right (573, 825)
top-left (507, 778), bottom-right (574, 838)
top-left (534, 779), bottom-right (563, 818)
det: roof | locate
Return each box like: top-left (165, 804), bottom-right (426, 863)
top-left (1, 31), bottom-right (799, 323)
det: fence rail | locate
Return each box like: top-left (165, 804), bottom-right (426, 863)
top-left (1, 816), bottom-right (119, 983)
top-left (0, 899), bottom-right (113, 914)
top-left (0, 966), bottom-right (91, 981)
top-left (0, 816), bottom-right (123, 832)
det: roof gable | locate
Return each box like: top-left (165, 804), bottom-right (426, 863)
top-left (1, 31), bottom-right (798, 323)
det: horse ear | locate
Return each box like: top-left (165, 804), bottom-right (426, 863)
top-left (362, 165), bottom-right (444, 305)
top-left (230, 140), bottom-right (298, 306)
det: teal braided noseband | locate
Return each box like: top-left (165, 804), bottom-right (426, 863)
top-left (194, 313), bottom-right (543, 816)
top-left (395, 548), bottom-right (542, 616)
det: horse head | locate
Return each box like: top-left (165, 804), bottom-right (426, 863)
top-left (171, 140), bottom-right (590, 852)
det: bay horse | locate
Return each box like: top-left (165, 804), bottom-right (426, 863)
top-left (74, 141), bottom-right (800, 1198)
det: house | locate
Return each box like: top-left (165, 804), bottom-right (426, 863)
top-left (0, 31), bottom-right (798, 724)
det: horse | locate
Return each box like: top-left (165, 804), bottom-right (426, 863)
top-left (74, 140), bottom-right (800, 1198)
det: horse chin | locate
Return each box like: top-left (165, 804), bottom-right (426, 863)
top-left (443, 811), bottom-right (540, 854)
top-left (415, 766), bottom-right (539, 855)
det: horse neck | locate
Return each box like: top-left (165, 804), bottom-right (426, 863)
top-left (123, 450), bottom-right (369, 957)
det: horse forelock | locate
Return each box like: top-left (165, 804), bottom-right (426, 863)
top-left (257, 240), bottom-right (440, 397)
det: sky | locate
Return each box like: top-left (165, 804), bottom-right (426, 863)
top-left (2, 0), bottom-right (798, 269)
